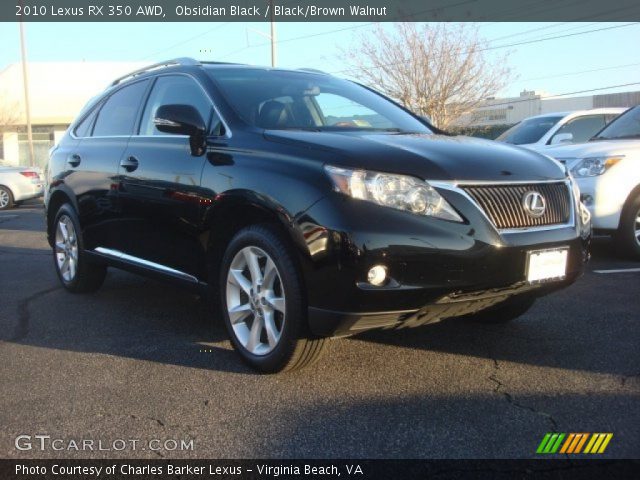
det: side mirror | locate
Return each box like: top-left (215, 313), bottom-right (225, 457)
top-left (154, 104), bottom-right (206, 155)
top-left (551, 132), bottom-right (573, 145)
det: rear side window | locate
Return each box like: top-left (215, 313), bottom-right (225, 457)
top-left (73, 107), bottom-right (99, 138)
top-left (139, 75), bottom-right (214, 136)
top-left (93, 80), bottom-right (149, 137)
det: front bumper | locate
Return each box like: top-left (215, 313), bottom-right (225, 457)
top-left (308, 277), bottom-right (577, 336)
top-left (295, 189), bottom-right (590, 337)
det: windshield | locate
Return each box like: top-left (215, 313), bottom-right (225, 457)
top-left (496, 115), bottom-right (563, 145)
top-left (207, 68), bottom-right (431, 133)
top-left (591, 106), bottom-right (640, 140)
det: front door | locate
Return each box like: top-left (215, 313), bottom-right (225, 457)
top-left (115, 74), bottom-right (216, 278)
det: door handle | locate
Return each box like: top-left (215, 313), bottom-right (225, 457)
top-left (120, 156), bottom-right (139, 172)
top-left (67, 154), bottom-right (81, 168)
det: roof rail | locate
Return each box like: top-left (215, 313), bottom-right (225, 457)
top-left (111, 57), bottom-right (201, 86)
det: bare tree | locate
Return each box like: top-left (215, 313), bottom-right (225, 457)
top-left (339, 23), bottom-right (513, 129)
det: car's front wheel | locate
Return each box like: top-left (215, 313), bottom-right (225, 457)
top-left (52, 204), bottom-right (107, 293)
top-left (220, 224), bottom-right (326, 373)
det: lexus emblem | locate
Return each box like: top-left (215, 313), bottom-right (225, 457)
top-left (522, 191), bottom-right (546, 218)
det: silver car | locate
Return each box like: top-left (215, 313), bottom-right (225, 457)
top-left (0, 162), bottom-right (44, 210)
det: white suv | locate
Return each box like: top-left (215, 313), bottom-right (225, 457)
top-left (496, 108), bottom-right (626, 152)
top-left (546, 105), bottom-right (640, 259)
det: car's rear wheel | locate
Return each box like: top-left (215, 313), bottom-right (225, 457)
top-left (53, 204), bottom-right (107, 293)
top-left (220, 224), bottom-right (326, 373)
top-left (0, 186), bottom-right (14, 210)
top-left (615, 193), bottom-right (640, 260)
top-left (466, 296), bottom-right (536, 324)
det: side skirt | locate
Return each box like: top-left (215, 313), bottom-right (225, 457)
top-left (86, 247), bottom-right (208, 294)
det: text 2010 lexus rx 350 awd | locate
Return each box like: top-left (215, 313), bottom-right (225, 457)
top-left (45, 59), bottom-right (591, 372)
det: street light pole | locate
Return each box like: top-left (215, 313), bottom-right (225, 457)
top-left (19, 21), bottom-right (35, 168)
top-left (269, 0), bottom-right (277, 67)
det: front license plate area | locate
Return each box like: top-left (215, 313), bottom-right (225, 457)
top-left (526, 248), bottom-right (568, 283)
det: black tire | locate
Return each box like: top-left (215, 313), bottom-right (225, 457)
top-left (219, 224), bottom-right (326, 373)
top-left (52, 204), bottom-right (107, 293)
top-left (466, 296), bottom-right (536, 324)
top-left (0, 185), bottom-right (14, 210)
top-left (615, 193), bottom-right (640, 260)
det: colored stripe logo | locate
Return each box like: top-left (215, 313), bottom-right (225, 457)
top-left (537, 433), bottom-right (613, 454)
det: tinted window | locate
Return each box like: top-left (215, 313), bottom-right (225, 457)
top-left (73, 107), bottom-right (99, 138)
top-left (93, 80), bottom-right (149, 137)
top-left (208, 68), bottom-right (430, 133)
top-left (314, 92), bottom-right (394, 129)
top-left (140, 75), bottom-right (214, 136)
top-left (551, 115), bottom-right (606, 144)
top-left (496, 116), bottom-right (563, 145)
top-left (592, 106), bottom-right (640, 140)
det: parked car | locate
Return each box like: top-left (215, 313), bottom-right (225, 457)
top-left (546, 105), bottom-right (640, 259)
top-left (45, 58), bottom-right (591, 372)
top-left (496, 109), bottom-right (626, 151)
top-left (0, 162), bottom-right (44, 210)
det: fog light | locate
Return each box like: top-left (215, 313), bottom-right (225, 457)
top-left (580, 194), bottom-right (594, 206)
top-left (367, 265), bottom-right (387, 286)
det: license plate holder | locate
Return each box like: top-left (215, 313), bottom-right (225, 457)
top-left (526, 248), bottom-right (568, 283)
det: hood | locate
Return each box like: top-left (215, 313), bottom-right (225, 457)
top-left (544, 139), bottom-right (640, 168)
top-left (264, 131), bottom-right (565, 182)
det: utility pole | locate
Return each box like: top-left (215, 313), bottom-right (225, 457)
top-left (19, 21), bottom-right (35, 168)
top-left (269, 0), bottom-right (277, 67)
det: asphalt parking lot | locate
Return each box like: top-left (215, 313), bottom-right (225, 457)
top-left (0, 200), bottom-right (638, 459)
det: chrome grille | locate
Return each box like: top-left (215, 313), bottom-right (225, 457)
top-left (462, 182), bottom-right (571, 230)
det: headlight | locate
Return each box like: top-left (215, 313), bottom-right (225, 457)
top-left (570, 156), bottom-right (623, 177)
top-left (325, 165), bottom-right (463, 222)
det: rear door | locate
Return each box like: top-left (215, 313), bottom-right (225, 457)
top-left (115, 74), bottom-right (218, 277)
top-left (66, 79), bottom-right (149, 250)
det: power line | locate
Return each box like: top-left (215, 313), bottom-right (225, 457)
top-left (519, 62), bottom-right (640, 82)
top-left (477, 22), bottom-right (639, 53)
top-left (218, 0), bottom-right (477, 61)
top-left (140, 22), bottom-right (231, 61)
top-left (218, 22), bottom-right (377, 60)
top-left (331, 22), bottom-right (640, 76)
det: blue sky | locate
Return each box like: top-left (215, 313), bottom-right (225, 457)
top-left (1, 21), bottom-right (638, 97)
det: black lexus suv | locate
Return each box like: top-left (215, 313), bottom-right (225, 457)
top-left (46, 58), bottom-right (591, 372)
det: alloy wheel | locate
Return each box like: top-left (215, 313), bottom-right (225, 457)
top-left (0, 189), bottom-right (9, 209)
top-left (226, 246), bottom-right (286, 356)
top-left (55, 215), bottom-right (79, 282)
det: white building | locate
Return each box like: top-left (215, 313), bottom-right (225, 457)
top-left (0, 62), bottom-right (144, 168)
top-left (461, 89), bottom-right (640, 127)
